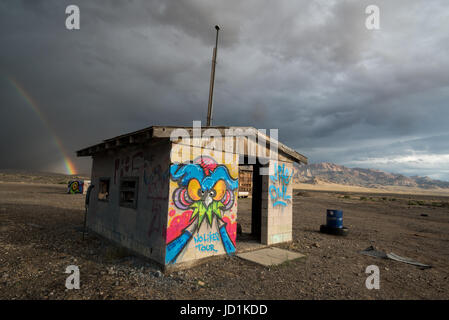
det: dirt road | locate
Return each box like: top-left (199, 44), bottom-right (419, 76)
top-left (0, 182), bottom-right (448, 299)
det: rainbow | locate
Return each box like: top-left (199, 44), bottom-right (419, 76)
top-left (8, 77), bottom-right (77, 175)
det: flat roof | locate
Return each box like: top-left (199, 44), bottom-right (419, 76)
top-left (76, 126), bottom-right (307, 164)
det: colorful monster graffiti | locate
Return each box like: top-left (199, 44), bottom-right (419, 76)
top-left (166, 156), bottom-right (239, 264)
top-left (68, 180), bottom-right (84, 194)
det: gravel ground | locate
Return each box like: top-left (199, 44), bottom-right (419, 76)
top-left (0, 182), bottom-right (448, 299)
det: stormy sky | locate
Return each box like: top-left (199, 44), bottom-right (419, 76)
top-left (1, 0), bottom-right (449, 180)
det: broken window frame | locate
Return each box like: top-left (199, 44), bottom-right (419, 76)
top-left (119, 177), bottom-right (139, 209)
top-left (98, 177), bottom-right (110, 202)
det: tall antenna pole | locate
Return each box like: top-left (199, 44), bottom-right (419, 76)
top-left (207, 25), bottom-right (220, 127)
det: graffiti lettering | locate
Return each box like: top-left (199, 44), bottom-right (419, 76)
top-left (194, 231), bottom-right (220, 244)
top-left (269, 162), bottom-right (293, 207)
top-left (144, 164), bottom-right (169, 200)
top-left (195, 243), bottom-right (218, 252)
top-left (148, 202), bottom-right (162, 238)
top-left (114, 155), bottom-right (133, 183)
top-left (131, 152), bottom-right (144, 175)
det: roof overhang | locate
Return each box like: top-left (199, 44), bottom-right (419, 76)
top-left (76, 126), bottom-right (308, 164)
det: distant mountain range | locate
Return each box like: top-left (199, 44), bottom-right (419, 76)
top-left (292, 162), bottom-right (449, 189)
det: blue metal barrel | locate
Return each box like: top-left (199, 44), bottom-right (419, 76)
top-left (326, 209), bottom-right (343, 229)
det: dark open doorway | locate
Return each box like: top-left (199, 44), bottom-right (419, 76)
top-left (235, 161), bottom-right (267, 252)
top-left (251, 164), bottom-right (262, 241)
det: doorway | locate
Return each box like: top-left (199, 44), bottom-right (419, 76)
top-left (235, 162), bottom-right (267, 252)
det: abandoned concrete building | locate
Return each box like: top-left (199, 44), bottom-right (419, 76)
top-left (77, 126), bottom-right (307, 269)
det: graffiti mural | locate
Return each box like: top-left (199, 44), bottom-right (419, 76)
top-left (269, 162), bottom-right (293, 207)
top-left (165, 156), bottom-right (238, 264)
top-left (68, 180), bottom-right (84, 194)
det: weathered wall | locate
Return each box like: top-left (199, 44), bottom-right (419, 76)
top-left (87, 140), bottom-right (171, 265)
top-left (261, 160), bottom-right (294, 245)
top-left (165, 144), bottom-right (239, 265)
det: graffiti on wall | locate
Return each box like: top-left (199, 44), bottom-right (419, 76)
top-left (68, 180), bottom-right (84, 194)
top-left (165, 156), bottom-right (238, 264)
top-left (113, 151), bottom-right (169, 200)
top-left (111, 149), bottom-right (170, 247)
top-left (114, 152), bottom-right (144, 182)
top-left (144, 163), bottom-right (170, 200)
top-left (269, 162), bottom-right (293, 207)
top-left (114, 156), bottom-right (130, 184)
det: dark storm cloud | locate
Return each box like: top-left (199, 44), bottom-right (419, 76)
top-left (1, 0), bottom-right (448, 179)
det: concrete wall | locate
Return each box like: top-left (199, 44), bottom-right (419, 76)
top-left (261, 160), bottom-right (294, 245)
top-left (165, 144), bottom-right (239, 265)
top-left (87, 140), bottom-right (171, 265)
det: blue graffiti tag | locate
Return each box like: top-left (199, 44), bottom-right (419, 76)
top-left (194, 231), bottom-right (220, 252)
top-left (269, 162), bottom-right (293, 207)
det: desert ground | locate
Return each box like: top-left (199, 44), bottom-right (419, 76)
top-left (0, 181), bottom-right (448, 299)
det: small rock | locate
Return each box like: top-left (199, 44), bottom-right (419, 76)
top-left (198, 280), bottom-right (205, 286)
top-left (312, 243), bottom-right (320, 248)
top-left (153, 271), bottom-right (162, 278)
top-left (26, 223), bottom-right (43, 229)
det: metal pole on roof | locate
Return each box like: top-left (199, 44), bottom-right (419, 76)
top-left (206, 25), bottom-right (220, 127)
